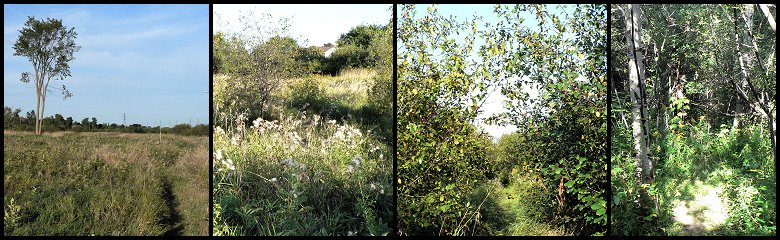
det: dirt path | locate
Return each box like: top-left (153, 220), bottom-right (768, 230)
top-left (159, 177), bottom-right (184, 236)
top-left (670, 182), bottom-right (728, 236)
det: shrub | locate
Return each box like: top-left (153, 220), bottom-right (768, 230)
top-left (324, 45), bottom-right (371, 75)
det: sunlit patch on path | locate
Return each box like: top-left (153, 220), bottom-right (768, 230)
top-left (670, 181), bottom-right (729, 235)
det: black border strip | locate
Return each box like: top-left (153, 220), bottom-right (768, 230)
top-left (208, 3), bottom-right (214, 237)
top-left (606, 3), bottom-right (613, 237)
top-left (392, 3), bottom-right (400, 237)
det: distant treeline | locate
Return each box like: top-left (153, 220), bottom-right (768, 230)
top-left (213, 24), bottom-right (389, 76)
top-left (4, 106), bottom-right (208, 136)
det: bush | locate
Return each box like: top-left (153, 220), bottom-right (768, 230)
top-left (288, 77), bottom-right (324, 110)
top-left (367, 21), bottom-right (393, 121)
top-left (324, 45), bottom-right (371, 75)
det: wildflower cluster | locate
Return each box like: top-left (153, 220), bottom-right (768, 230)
top-left (214, 149), bottom-right (235, 174)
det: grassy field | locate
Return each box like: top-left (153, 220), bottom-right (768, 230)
top-left (3, 131), bottom-right (208, 236)
top-left (212, 70), bottom-right (393, 236)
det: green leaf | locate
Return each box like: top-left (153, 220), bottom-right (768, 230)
top-left (564, 180), bottom-right (575, 188)
top-left (591, 202), bottom-right (601, 210)
top-left (597, 208), bottom-right (606, 216)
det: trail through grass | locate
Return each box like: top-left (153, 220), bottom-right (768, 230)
top-left (493, 176), bottom-right (569, 236)
top-left (3, 132), bottom-right (208, 236)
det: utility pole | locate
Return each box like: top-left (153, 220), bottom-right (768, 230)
top-left (159, 120), bottom-right (162, 144)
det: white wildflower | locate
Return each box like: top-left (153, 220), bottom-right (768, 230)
top-left (282, 158), bottom-right (296, 167)
top-left (224, 159), bottom-right (235, 171)
top-left (214, 150), bottom-right (223, 161)
top-left (252, 118), bottom-right (262, 129)
top-left (347, 231), bottom-right (356, 236)
top-left (313, 114), bottom-right (321, 126)
top-left (369, 183), bottom-right (377, 190)
top-left (231, 136), bottom-right (241, 146)
top-left (351, 155), bottom-right (362, 167)
top-left (269, 178), bottom-right (277, 182)
top-left (346, 165), bottom-right (354, 173)
top-left (328, 120), bottom-right (336, 125)
top-left (215, 126), bottom-right (225, 135)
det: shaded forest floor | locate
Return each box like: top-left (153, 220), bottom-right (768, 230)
top-left (614, 123), bottom-right (775, 236)
top-left (668, 180), bottom-right (730, 235)
top-left (656, 125), bottom-right (776, 236)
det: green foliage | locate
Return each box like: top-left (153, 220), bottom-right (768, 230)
top-left (397, 5), bottom-right (497, 235)
top-left (324, 45), bottom-right (371, 75)
top-left (13, 16), bottom-right (80, 100)
top-left (611, 4), bottom-right (775, 236)
top-left (398, 4), bottom-right (606, 236)
top-left (13, 16), bottom-right (81, 134)
top-left (212, 14), bottom-right (392, 234)
top-left (491, 4), bottom-right (608, 235)
top-left (288, 77), bottom-right (325, 110)
top-left (324, 24), bottom-right (390, 76)
top-left (659, 122), bottom-right (774, 235)
top-left (212, 30), bottom-right (306, 120)
top-left (337, 24), bottom-right (386, 48)
top-left (296, 46), bottom-right (326, 75)
top-left (3, 106), bottom-right (206, 136)
top-left (367, 18), bottom-right (393, 119)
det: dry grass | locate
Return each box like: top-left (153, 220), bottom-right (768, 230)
top-left (338, 68), bottom-right (377, 79)
top-left (173, 137), bottom-right (210, 236)
top-left (3, 131), bottom-right (208, 236)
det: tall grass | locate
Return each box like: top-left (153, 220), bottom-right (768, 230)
top-left (612, 119), bottom-right (775, 236)
top-left (3, 132), bottom-right (208, 236)
top-left (212, 71), bottom-right (392, 236)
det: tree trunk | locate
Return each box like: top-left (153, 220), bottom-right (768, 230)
top-left (35, 70), bottom-right (42, 135)
top-left (758, 4), bottom-right (776, 32)
top-left (734, 5), bottom-right (777, 159)
top-left (624, 4), bottom-right (654, 208)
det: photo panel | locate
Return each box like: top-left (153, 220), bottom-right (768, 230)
top-left (610, 4), bottom-right (776, 236)
top-left (396, 4), bottom-right (607, 236)
top-left (4, 4), bottom-right (210, 236)
top-left (210, 4), bottom-right (394, 236)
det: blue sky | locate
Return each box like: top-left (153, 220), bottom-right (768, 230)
top-left (4, 4), bottom-right (209, 127)
top-left (405, 4), bottom-right (583, 141)
top-left (213, 4), bottom-right (392, 47)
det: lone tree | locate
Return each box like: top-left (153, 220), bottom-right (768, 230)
top-left (13, 16), bottom-right (80, 134)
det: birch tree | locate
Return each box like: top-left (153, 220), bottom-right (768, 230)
top-left (13, 17), bottom-right (80, 134)
top-left (622, 4), bottom-right (653, 206)
top-left (733, 4), bottom-right (777, 158)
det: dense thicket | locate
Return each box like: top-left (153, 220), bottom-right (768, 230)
top-left (398, 4), bottom-right (606, 236)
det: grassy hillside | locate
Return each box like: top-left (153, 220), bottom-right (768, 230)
top-left (3, 131), bottom-right (208, 236)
